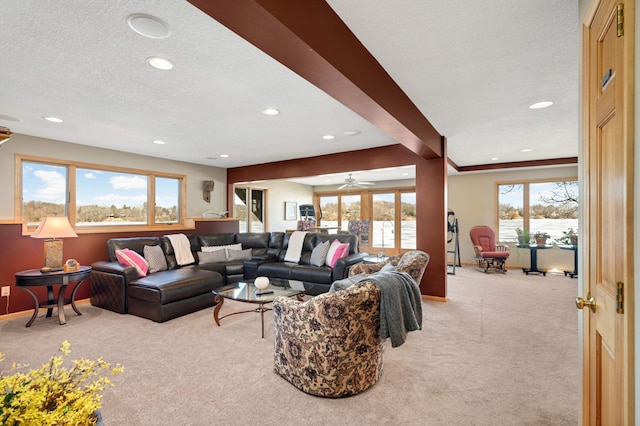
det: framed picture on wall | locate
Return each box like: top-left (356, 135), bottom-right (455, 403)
top-left (285, 202), bottom-right (297, 220)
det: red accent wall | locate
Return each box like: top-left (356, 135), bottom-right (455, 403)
top-left (227, 144), bottom-right (448, 298)
top-left (0, 220), bottom-right (238, 315)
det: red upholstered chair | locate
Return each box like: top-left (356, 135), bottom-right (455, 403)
top-left (469, 225), bottom-right (510, 273)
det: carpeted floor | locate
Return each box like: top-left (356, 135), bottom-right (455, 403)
top-left (0, 266), bottom-right (579, 425)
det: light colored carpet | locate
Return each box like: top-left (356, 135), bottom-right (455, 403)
top-left (0, 267), bottom-right (579, 425)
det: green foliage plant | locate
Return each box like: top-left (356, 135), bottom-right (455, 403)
top-left (555, 227), bottom-right (578, 245)
top-left (0, 341), bottom-right (124, 426)
top-left (533, 231), bottom-right (550, 244)
top-left (515, 228), bottom-right (531, 244)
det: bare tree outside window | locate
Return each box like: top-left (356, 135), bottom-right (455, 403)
top-left (497, 180), bottom-right (578, 243)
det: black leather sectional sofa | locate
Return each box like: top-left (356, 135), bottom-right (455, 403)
top-left (90, 231), bottom-right (367, 322)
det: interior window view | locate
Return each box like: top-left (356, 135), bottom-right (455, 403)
top-left (498, 180), bottom-right (579, 243)
top-left (0, 1), bottom-right (635, 425)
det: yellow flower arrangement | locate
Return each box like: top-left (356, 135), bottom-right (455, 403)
top-left (0, 340), bottom-right (124, 426)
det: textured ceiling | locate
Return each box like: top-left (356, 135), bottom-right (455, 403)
top-left (0, 1), bottom-right (578, 183)
top-left (327, 0), bottom-right (579, 168)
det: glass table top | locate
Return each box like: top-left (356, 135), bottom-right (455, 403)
top-left (213, 278), bottom-right (308, 303)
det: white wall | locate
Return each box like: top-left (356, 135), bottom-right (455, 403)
top-left (448, 165), bottom-right (579, 271)
top-left (0, 134), bottom-right (227, 220)
top-left (268, 180), bottom-right (314, 231)
top-left (236, 179), bottom-right (314, 232)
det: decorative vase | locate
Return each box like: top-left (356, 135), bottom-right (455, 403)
top-left (255, 276), bottom-right (270, 290)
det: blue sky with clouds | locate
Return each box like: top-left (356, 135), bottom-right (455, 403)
top-left (22, 162), bottom-right (178, 208)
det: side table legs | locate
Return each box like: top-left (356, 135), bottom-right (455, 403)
top-left (70, 278), bottom-right (88, 315)
top-left (17, 286), bottom-right (40, 328)
top-left (18, 279), bottom-right (83, 327)
top-left (46, 285), bottom-right (55, 318)
top-left (57, 277), bottom-right (68, 325)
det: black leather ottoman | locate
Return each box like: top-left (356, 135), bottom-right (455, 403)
top-left (128, 269), bottom-right (223, 322)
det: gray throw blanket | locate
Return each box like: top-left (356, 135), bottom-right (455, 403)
top-left (362, 271), bottom-right (422, 348)
top-left (329, 273), bottom-right (366, 292)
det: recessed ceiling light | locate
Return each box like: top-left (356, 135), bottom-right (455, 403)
top-left (220, 154), bottom-right (229, 158)
top-left (261, 108), bottom-right (280, 116)
top-left (43, 116), bottom-right (63, 123)
top-left (322, 134), bottom-right (335, 140)
top-left (529, 101), bottom-right (553, 109)
top-left (152, 140), bottom-right (166, 145)
top-left (491, 157), bottom-right (500, 161)
top-left (521, 148), bottom-right (533, 153)
top-left (343, 130), bottom-right (360, 136)
top-left (127, 14), bottom-right (171, 39)
top-left (205, 157), bottom-right (217, 160)
top-left (147, 57), bottom-right (174, 70)
top-left (0, 114), bottom-right (21, 122)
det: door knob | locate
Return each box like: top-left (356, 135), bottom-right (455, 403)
top-left (576, 293), bottom-right (596, 313)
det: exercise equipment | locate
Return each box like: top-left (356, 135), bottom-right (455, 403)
top-left (447, 210), bottom-right (461, 275)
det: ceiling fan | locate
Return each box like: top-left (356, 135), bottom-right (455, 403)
top-left (337, 174), bottom-right (375, 190)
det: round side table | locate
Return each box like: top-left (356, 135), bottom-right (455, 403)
top-left (15, 266), bottom-right (92, 327)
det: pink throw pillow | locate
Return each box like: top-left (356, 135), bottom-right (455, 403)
top-left (116, 248), bottom-right (149, 277)
top-left (329, 243), bottom-right (350, 268)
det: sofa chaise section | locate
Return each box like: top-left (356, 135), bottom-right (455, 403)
top-left (126, 268), bottom-right (220, 323)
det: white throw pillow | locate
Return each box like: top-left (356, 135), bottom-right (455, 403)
top-left (197, 250), bottom-right (228, 264)
top-left (201, 245), bottom-right (225, 253)
top-left (201, 243), bottom-right (242, 257)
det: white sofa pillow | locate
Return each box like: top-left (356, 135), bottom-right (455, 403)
top-left (201, 243), bottom-right (242, 256)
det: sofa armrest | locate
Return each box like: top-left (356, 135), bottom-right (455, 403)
top-left (333, 252), bottom-right (369, 280)
top-left (243, 256), bottom-right (278, 280)
top-left (91, 261), bottom-right (139, 282)
top-left (90, 261), bottom-right (136, 314)
top-left (252, 253), bottom-right (278, 262)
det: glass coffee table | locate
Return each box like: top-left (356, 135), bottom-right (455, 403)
top-left (212, 278), bottom-right (309, 338)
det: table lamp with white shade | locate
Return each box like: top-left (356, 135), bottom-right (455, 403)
top-left (30, 216), bottom-right (78, 272)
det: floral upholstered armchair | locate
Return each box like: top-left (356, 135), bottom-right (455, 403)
top-left (273, 250), bottom-right (429, 398)
top-left (349, 250), bottom-right (430, 284)
top-left (273, 281), bottom-right (384, 397)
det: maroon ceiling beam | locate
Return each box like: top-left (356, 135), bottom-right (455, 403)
top-left (454, 157), bottom-right (578, 173)
top-left (187, 0), bottom-right (443, 159)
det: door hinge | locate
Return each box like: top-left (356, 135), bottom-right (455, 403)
top-left (616, 281), bottom-right (624, 314)
top-left (617, 3), bottom-right (624, 37)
